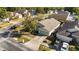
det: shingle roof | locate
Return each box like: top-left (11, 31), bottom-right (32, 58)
top-left (49, 14), bottom-right (67, 22)
top-left (72, 32), bottom-right (79, 45)
top-left (72, 32), bottom-right (79, 38)
top-left (38, 18), bottom-right (61, 32)
top-left (57, 30), bottom-right (70, 36)
top-left (56, 33), bottom-right (72, 43)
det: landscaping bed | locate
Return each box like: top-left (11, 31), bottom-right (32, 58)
top-left (39, 44), bottom-right (51, 51)
top-left (17, 36), bottom-right (30, 43)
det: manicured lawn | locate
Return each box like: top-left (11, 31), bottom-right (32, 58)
top-left (39, 44), bottom-right (51, 51)
top-left (17, 36), bottom-right (30, 43)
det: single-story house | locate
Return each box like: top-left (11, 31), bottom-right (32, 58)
top-left (48, 10), bottom-right (72, 22)
top-left (47, 10), bottom-right (54, 14)
top-left (66, 27), bottom-right (79, 33)
top-left (56, 34), bottom-right (72, 43)
top-left (38, 18), bottom-right (61, 36)
top-left (71, 32), bottom-right (79, 45)
top-left (56, 30), bottom-right (72, 43)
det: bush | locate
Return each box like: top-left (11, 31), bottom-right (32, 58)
top-left (17, 36), bottom-right (30, 43)
top-left (39, 44), bottom-right (51, 51)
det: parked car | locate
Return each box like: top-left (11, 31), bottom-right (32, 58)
top-left (61, 42), bottom-right (69, 51)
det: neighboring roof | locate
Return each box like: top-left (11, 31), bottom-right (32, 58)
top-left (67, 28), bottom-right (79, 33)
top-left (57, 11), bottom-right (69, 15)
top-left (58, 20), bottom-right (78, 32)
top-left (72, 32), bottom-right (79, 45)
top-left (56, 33), bottom-right (72, 43)
top-left (57, 30), bottom-right (70, 37)
top-left (48, 11), bottom-right (70, 22)
top-left (72, 32), bottom-right (79, 38)
top-left (38, 18), bottom-right (61, 32)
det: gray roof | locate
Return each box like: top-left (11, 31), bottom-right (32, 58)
top-left (67, 28), bottom-right (79, 33)
top-left (57, 30), bottom-right (70, 36)
top-left (72, 32), bottom-right (79, 45)
top-left (72, 32), bottom-right (79, 38)
top-left (38, 18), bottom-right (61, 32)
top-left (57, 11), bottom-right (69, 16)
top-left (49, 11), bottom-right (70, 22)
top-left (58, 20), bottom-right (78, 32)
top-left (56, 33), bottom-right (72, 43)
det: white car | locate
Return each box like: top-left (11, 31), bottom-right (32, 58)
top-left (61, 42), bottom-right (69, 51)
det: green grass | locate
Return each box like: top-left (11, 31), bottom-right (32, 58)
top-left (0, 22), bottom-right (12, 29)
top-left (39, 44), bottom-right (51, 51)
top-left (69, 45), bottom-right (79, 51)
top-left (17, 36), bottom-right (30, 43)
top-left (75, 16), bottom-right (79, 20)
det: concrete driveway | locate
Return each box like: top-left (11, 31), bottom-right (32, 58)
top-left (24, 36), bottom-right (47, 51)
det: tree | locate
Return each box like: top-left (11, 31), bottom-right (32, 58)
top-left (6, 7), bottom-right (26, 12)
top-left (22, 16), bottom-right (37, 33)
top-left (0, 8), bottom-right (8, 18)
top-left (64, 7), bottom-right (79, 14)
top-left (36, 7), bottom-right (45, 14)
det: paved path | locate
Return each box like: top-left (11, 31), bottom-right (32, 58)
top-left (24, 36), bottom-right (47, 51)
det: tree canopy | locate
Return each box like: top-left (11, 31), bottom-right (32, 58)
top-left (0, 8), bottom-right (8, 18)
top-left (22, 16), bottom-right (38, 33)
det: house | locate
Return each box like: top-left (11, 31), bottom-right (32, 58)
top-left (48, 10), bottom-right (72, 22)
top-left (71, 32), bottom-right (79, 45)
top-left (23, 10), bottom-right (28, 15)
top-left (38, 18), bottom-right (61, 36)
top-left (47, 10), bottom-right (54, 14)
top-left (58, 20), bottom-right (78, 32)
top-left (15, 13), bottom-right (23, 18)
top-left (56, 30), bottom-right (72, 43)
top-left (4, 18), bottom-right (10, 22)
top-left (66, 27), bottom-right (79, 33)
top-left (56, 34), bottom-right (72, 43)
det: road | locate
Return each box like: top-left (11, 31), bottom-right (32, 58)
top-left (0, 37), bottom-right (33, 51)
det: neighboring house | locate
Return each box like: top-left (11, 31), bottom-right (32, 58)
top-left (48, 10), bottom-right (74, 22)
top-left (47, 10), bottom-right (54, 14)
top-left (71, 32), bottom-right (79, 45)
top-left (58, 20), bottom-right (78, 32)
top-left (56, 30), bottom-right (72, 43)
top-left (67, 15), bottom-right (76, 21)
top-left (23, 10), bottom-right (28, 15)
top-left (38, 18), bottom-right (61, 36)
top-left (66, 27), bottom-right (79, 33)
top-left (4, 18), bottom-right (10, 22)
top-left (56, 34), bottom-right (72, 43)
top-left (15, 13), bottom-right (23, 18)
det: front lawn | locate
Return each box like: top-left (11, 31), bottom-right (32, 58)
top-left (17, 36), bottom-right (30, 43)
